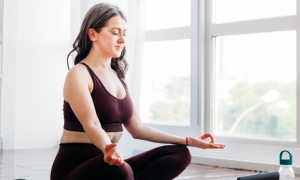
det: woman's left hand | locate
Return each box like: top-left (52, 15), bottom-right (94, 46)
top-left (188, 133), bottom-right (226, 149)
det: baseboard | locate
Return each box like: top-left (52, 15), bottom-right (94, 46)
top-left (132, 149), bottom-right (300, 175)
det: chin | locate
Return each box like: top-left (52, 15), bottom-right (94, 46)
top-left (112, 53), bottom-right (122, 58)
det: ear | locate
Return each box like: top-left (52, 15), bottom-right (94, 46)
top-left (88, 28), bottom-right (98, 42)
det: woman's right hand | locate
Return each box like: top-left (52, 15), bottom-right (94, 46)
top-left (103, 143), bottom-right (126, 166)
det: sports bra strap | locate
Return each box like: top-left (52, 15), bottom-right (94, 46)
top-left (80, 62), bottom-right (95, 80)
top-left (80, 62), bottom-right (123, 80)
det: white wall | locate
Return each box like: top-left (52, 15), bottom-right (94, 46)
top-left (1, 0), bottom-right (18, 150)
top-left (0, 0), bottom-right (135, 160)
top-left (1, 0), bottom-right (72, 150)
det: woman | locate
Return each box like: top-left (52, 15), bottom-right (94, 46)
top-left (50, 3), bottom-right (226, 180)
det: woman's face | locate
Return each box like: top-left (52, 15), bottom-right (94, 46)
top-left (90, 15), bottom-right (127, 58)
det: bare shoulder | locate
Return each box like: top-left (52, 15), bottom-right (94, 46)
top-left (67, 63), bottom-right (88, 76)
top-left (63, 63), bottom-right (92, 101)
top-left (65, 63), bottom-right (90, 86)
top-left (63, 63), bottom-right (101, 127)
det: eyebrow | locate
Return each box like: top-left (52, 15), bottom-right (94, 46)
top-left (111, 27), bottom-right (127, 31)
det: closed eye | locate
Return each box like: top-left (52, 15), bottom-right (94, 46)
top-left (113, 33), bottom-right (126, 36)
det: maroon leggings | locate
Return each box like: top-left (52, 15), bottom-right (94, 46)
top-left (50, 143), bottom-right (192, 180)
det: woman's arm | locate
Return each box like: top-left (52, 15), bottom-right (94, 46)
top-left (133, 125), bottom-right (225, 149)
top-left (124, 103), bottom-right (225, 149)
top-left (135, 125), bottom-right (186, 145)
top-left (65, 66), bottom-right (112, 153)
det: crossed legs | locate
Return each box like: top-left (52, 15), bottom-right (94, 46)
top-left (50, 143), bottom-right (192, 180)
top-left (126, 144), bottom-right (192, 180)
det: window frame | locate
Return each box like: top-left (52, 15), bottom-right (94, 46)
top-left (133, 0), bottom-right (300, 169)
top-left (205, 0), bottom-right (300, 148)
top-left (0, 0), bottom-right (3, 74)
top-left (0, 0), bottom-right (3, 139)
top-left (136, 0), bottom-right (201, 139)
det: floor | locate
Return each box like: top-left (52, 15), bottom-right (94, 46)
top-left (0, 148), bottom-right (299, 180)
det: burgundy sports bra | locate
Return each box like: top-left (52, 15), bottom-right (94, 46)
top-left (63, 62), bottom-right (133, 132)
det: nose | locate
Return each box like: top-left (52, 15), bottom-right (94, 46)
top-left (118, 34), bottom-right (125, 44)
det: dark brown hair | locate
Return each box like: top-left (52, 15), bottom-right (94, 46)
top-left (66, 3), bottom-right (128, 80)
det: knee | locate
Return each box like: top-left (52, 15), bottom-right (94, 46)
top-left (111, 162), bottom-right (134, 180)
top-left (175, 145), bottom-right (192, 164)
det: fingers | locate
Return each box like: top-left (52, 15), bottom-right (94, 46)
top-left (107, 146), bottom-right (117, 156)
top-left (109, 157), bottom-right (121, 165)
top-left (104, 146), bottom-right (117, 163)
top-left (109, 157), bottom-right (125, 166)
top-left (104, 143), bottom-right (117, 161)
top-left (215, 144), bottom-right (226, 148)
top-left (104, 146), bottom-right (126, 166)
top-left (115, 158), bottom-right (126, 166)
top-left (114, 152), bottom-right (125, 166)
top-left (200, 133), bottom-right (215, 144)
top-left (105, 143), bottom-right (117, 153)
top-left (208, 143), bottom-right (225, 149)
top-left (111, 151), bottom-right (125, 166)
top-left (201, 141), bottom-right (226, 149)
top-left (209, 134), bottom-right (215, 144)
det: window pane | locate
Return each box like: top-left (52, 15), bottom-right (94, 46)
top-left (141, 39), bottom-right (191, 126)
top-left (214, 30), bottom-right (296, 140)
top-left (145, 0), bottom-right (191, 31)
top-left (214, 0), bottom-right (296, 24)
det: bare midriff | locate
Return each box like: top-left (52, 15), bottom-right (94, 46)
top-left (60, 129), bottom-right (123, 144)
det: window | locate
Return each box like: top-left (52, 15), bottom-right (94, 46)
top-left (140, 0), bottom-right (196, 127)
top-left (213, 0), bottom-right (296, 24)
top-left (207, 0), bottom-right (299, 146)
top-left (135, 0), bottom-right (300, 168)
top-left (141, 39), bottom-right (191, 126)
top-left (145, 0), bottom-right (191, 30)
top-left (0, 0), bottom-right (3, 137)
top-left (213, 31), bottom-right (296, 141)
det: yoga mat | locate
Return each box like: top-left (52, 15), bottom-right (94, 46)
top-left (237, 171), bottom-right (279, 180)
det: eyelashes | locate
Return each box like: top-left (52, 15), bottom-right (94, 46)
top-left (113, 33), bottom-right (126, 36)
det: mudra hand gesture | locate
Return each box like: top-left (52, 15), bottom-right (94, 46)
top-left (103, 143), bottom-right (126, 166)
top-left (187, 133), bottom-right (225, 149)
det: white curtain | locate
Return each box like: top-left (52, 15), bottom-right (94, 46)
top-left (71, 0), bottom-right (145, 159)
top-left (1, 0), bottom-right (72, 149)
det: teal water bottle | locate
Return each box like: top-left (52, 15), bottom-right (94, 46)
top-left (279, 150), bottom-right (295, 179)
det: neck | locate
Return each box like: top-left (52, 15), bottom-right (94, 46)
top-left (83, 46), bottom-right (112, 71)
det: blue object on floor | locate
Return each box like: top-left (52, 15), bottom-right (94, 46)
top-left (237, 171), bottom-right (279, 180)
